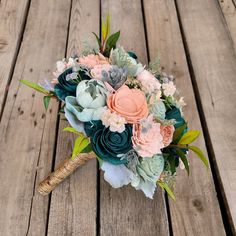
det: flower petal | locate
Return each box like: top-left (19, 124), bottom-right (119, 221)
top-left (101, 162), bottom-right (134, 188)
top-left (64, 107), bottom-right (86, 134)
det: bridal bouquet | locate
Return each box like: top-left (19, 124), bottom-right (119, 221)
top-left (21, 16), bottom-right (208, 199)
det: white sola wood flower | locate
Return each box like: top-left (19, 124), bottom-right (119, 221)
top-left (162, 81), bottom-right (176, 96)
top-left (101, 110), bottom-right (127, 133)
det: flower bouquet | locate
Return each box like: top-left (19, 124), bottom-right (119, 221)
top-left (21, 16), bottom-right (208, 200)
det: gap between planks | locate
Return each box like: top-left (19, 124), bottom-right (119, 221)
top-left (0, 0), bottom-right (31, 121)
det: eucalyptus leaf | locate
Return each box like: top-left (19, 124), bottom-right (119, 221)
top-left (20, 80), bottom-right (50, 95)
top-left (43, 96), bottom-right (51, 110)
top-left (157, 180), bottom-right (176, 201)
top-left (176, 148), bottom-right (189, 175)
top-left (172, 123), bottom-right (187, 144)
top-left (178, 130), bottom-right (200, 145)
top-left (188, 145), bottom-right (209, 168)
top-left (104, 31), bottom-right (120, 57)
top-left (81, 143), bottom-right (93, 153)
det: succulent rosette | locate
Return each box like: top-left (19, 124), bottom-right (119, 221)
top-left (21, 17), bottom-right (207, 199)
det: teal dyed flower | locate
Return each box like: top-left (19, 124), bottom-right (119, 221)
top-left (166, 107), bottom-right (185, 128)
top-left (54, 68), bottom-right (91, 101)
top-left (65, 79), bottom-right (108, 127)
top-left (54, 68), bottom-right (77, 100)
top-left (151, 100), bottom-right (166, 120)
top-left (84, 120), bottom-right (103, 137)
top-left (91, 125), bottom-right (133, 165)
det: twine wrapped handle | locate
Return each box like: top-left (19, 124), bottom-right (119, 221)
top-left (37, 152), bottom-right (96, 196)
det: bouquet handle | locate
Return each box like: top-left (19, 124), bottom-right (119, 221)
top-left (37, 152), bottom-right (96, 196)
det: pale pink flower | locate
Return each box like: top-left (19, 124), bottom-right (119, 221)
top-left (78, 53), bottom-right (109, 68)
top-left (90, 64), bottom-right (112, 80)
top-left (132, 116), bottom-right (164, 157)
top-left (137, 70), bottom-right (161, 93)
top-left (162, 81), bottom-right (176, 96)
top-left (160, 125), bottom-right (175, 147)
top-left (101, 110), bottom-right (127, 133)
top-left (53, 57), bottom-right (77, 79)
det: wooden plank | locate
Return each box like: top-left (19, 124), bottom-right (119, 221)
top-left (100, 1), bottom-right (169, 235)
top-left (218, 0), bottom-right (236, 50)
top-left (47, 1), bottom-right (99, 235)
top-left (175, 0), bottom-right (236, 233)
top-left (0, 0), bottom-right (71, 235)
top-left (143, 0), bottom-right (226, 235)
top-left (0, 0), bottom-right (30, 116)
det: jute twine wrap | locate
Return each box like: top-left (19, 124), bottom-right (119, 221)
top-left (37, 152), bottom-right (95, 196)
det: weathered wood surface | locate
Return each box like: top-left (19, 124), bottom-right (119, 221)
top-left (0, 0), bottom-right (235, 235)
top-left (176, 0), bottom-right (236, 233)
top-left (143, 0), bottom-right (226, 235)
top-left (100, 1), bottom-right (169, 236)
top-left (47, 0), bottom-right (99, 235)
top-left (0, 0), bottom-right (71, 235)
top-left (0, 0), bottom-right (30, 114)
top-left (218, 0), bottom-right (236, 50)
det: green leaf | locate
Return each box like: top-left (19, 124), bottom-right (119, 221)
top-left (172, 123), bottom-right (187, 144)
top-left (176, 148), bottom-right (189, 175)
top-left (157, 181), bottom-right (176, 201)
top-left (178, 130), bottom-right (200, 145)
top-left (72, 135), bottom-right (90, 159)
top-left (102, 15), bottom-right (110, 41)
top-left (20, 80), bottom-right (50, 95)
top-left (92, 32), bottom-right (101, 47)
top-left (188, 145), bottom-right (209, 168)
top-left (104, 31), bottom-right (120, 56)
top-left (80, 143), bottom-right (93, 153)
top-left (43, 96), bottom-right (51, 110)
top-left (63, 127), bottom-right (80, 134)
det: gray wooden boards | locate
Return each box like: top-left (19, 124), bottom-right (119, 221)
top-left (0, 0), bottom-right (71, 235)
top-left (175, 0), bottom-right (236, 233)
top-left (143, 0), bottom-right (226, 235)
top-left (47, 0), bottom-right (99, 235)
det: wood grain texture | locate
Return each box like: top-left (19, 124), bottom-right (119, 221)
top-left (0, 0), bottom-right (30, 115)
top-left (47, 1), bottom-right (99, 235)
top-left (176, 0), bottom-right (236, 233)
top-left (143, 0), bottom-right (226, 235)
top-left (100, 1), bottom-right (169, 236)
top-left (218, 0), bottom-right (236, 51)
top-left (0, 0), bottom-right (71, 235)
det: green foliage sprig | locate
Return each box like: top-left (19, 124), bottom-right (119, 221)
top-left (93, 15), bottom-right (120, 57)
top-left (20, 79), bottom-right (56, 110)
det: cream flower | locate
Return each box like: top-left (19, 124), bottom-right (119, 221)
top-left (101, 110), bottom-right (127, 133)
top-left (162, 81), bottom-right (176, 96)
top-left (137, 70), bottom-right (161, 94)
top-left (53, 57), bottom-right (77, 79)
